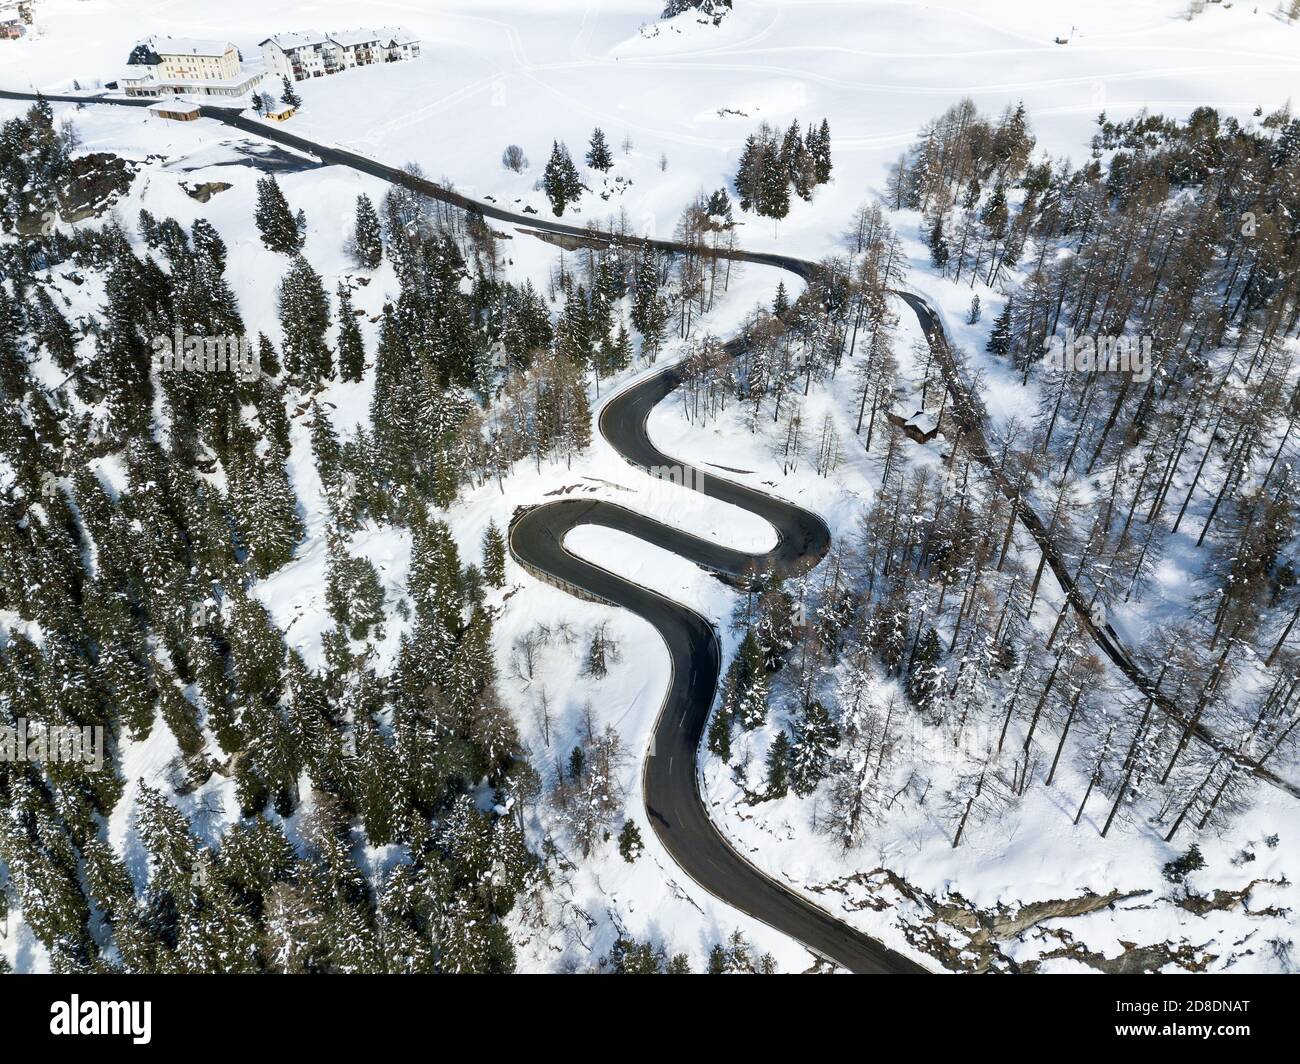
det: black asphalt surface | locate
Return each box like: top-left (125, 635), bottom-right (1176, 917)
top-left (24, 83), bottom-right (1288, 943)
top-left (511, 371), bottom-right (925, 973)
top-left (23, 82), bottom-right (1279, 962)
top-left (0, 89), bottom-right (824, 279)
top-left (2, 87), bottom-right (934, 970)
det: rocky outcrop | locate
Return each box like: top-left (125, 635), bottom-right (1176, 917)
top-left (181, 180), bottom-right (233, 203)
top-left (809, 866), bottom-right (1285, 973)
top-left (662, 1), bottom-right (733, 25)
top-left (11, 151), bottom-right (140, 235)
top-left (54, 152), bottom-right (140, 222)
top-left (1175, 877), bottom-right (1286, 916)
top-left (1024, 938), bottom-right (1213, 974)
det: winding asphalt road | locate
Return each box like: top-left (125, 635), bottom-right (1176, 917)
top-left (0, 87), bottom-right (923, 970)
top-left (19, 86), bottom-right (1281, 967)
top-left (510, 363), bottom-right (929, 973)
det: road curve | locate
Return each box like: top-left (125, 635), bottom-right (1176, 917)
top-left (17, 86), bottom-right (1281, 964)
top-left (895, 292), bottom-right (1300, 801)
top-left (3, 84), bottom-right (922, 972)
top-left (510, 369), bottom-right (925, 973)
top-left (0, 89), bottom-right (822, 281)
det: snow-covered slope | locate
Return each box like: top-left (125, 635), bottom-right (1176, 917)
top-left (4, 1), bottom-right (1299, 264)
top-left (2, 0), bottom-right (1299, 975)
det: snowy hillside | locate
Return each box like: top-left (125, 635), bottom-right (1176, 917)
top-left (1, 0), bottom-right (1299, 980)
top-left (4, 1), bottom-right (1300, 260)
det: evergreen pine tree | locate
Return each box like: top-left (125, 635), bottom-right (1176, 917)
top-left (765, 731), bottom-right (790, 798)
top-left (758, 138), bottom-right (791, 220)
top-left (755, 580), bottom-right (797, 671)
top-left (734, 132), bottom-right (763, 212)
top-left (589, 254), bottom-right (618, 346)
top-left (603, 320), bottom-right (633, 375)
top-left (783, 121), bottom-right (814, 200)
top-left (326, 541), bottom-right (385, 641)
top-left (191, 218), bottom-right (227, 272)
top-left (280, 75), bottom-right (302, 110)
top-left (481, 519), bottom-right (506, 588)
top-left (986, 298), bottom-right (1014, 356)
top-left (350, 193), bottom-right (383, 269)
top-left (723, 628), bottom-right (769, 729)
top-left (586, 128), bottom-right (613, 171)
top-left (772, 281), bottom-right (790, 319)
top-left (567, 745), bottom-right (585, 783)
top-left (31, 286), bottom-right (77, 374)
top-left (810, 117), bottom-right (833, 184)
top-left (256, 332), bottom-right (281, 377)
top-left (906, 626), bottom-right (943, 711)
top-left (237, 452), bottom-right (302, 577)
top-left (555, 283), bottom-right (593, 369)
top-left (542, 142), bottom-right (583, 216)
top-left (584, 625), bottom-right (609, 678)
top-left (707, 704), bottom-right (732, 761)
top-left (278, 255), bottom-right (333, 382)
top-left (617, 820), bottom-right (644, 863)
top-left (335, 283), bottom-right (365, 383)
top-left (928, 213), bottom-right (950, 270)
top-left (630, 248), bottom-right (670, 356)
top-left (254, 176), bottom-right (301, 254)
top-left (789, 700), bottom-right (839, 796)
top-left (703, 189), bottom-right (730, 225)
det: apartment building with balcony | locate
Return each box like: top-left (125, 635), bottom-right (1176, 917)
top-left (261, 26), bottom-right (421, 82)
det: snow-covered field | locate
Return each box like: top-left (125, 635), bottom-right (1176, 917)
top-left (2, 0), bottom-right (1299, 972)
top-left (5, 0), bottom-right (1300, 262)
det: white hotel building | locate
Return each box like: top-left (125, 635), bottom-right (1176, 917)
top-left (121, 36), bottom-right (264, 98)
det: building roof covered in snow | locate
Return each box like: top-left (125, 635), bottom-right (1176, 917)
top-left (149, 100), bottom-right (201, 114)
top-left (328, 29), bottom-right (382, 47)
top-left (376, 26), bottom-right (419, 45)
top-left (260, 30), bottom-right (330, 51)
top-left (146, 35), bottom-right (235, 57)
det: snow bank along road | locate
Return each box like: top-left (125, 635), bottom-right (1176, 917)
top-left (7, 88), bottom-right (1292, 969)
top-left (0, 88), bottom-right (924, 971)
top-left (510, 361), bottom-right (927, 973)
